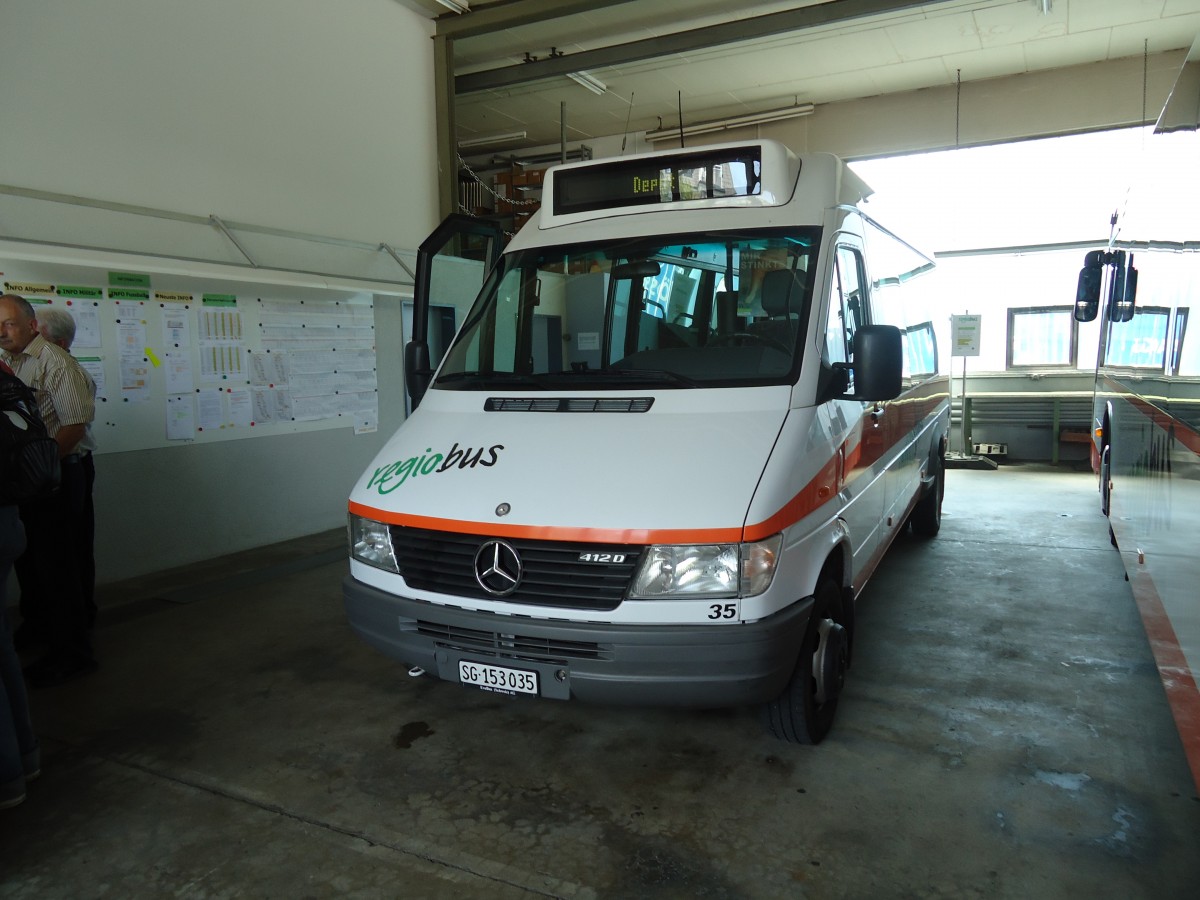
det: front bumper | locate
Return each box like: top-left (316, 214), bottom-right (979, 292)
top-left (343, 575), bottom-right (812, 707)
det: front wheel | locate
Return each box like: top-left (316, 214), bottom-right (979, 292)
top-left (1099, 444), bottom-right (1117, 547)
top-left (1100, 444), bottom-right (1112, 517)
top-left (762, 580), bottom-right (848, 745)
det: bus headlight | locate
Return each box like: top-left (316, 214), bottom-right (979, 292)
top-left (349, 514), bottom-right (399, 573)
top-left (629, 535), bottom-right (782, 599)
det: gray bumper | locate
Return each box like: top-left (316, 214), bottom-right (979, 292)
top-left (343, 575), bottom-right (812, 707)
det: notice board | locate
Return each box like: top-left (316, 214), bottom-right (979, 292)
top-left (1, 257), bottom-right (380, 454)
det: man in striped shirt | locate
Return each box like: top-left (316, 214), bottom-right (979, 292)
top-left (0, 294), bottom-right (97, 687)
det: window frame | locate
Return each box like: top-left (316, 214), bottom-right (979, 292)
top-left (1005, 305), bottom-right (1079, 370)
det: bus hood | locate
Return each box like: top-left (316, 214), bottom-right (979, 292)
top-left (348, 387), bottom-right (793, 545)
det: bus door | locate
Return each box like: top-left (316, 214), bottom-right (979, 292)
top-left (405, 214), bottom-right (504, 409)
top-left (826, 239), bottom-right (885, 569)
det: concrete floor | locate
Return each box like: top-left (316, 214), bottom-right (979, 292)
top-left (2, 464), bottom-right (1198, 899)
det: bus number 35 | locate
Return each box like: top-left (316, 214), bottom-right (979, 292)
top-left (708, 603), bottom-right (738, 620)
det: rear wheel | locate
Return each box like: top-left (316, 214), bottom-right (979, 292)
top-left (762, 579), bottom-right (848, 745)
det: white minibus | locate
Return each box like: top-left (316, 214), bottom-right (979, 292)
top-left (345, 140), bottom-right (949, 743)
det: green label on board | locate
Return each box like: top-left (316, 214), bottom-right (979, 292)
top-left (108, 271), bottom-right (151, 288)
top-left (109, 288), bottom-right (150, 301)
top-left (57, 285), bottom-right (103, 299)
top-left (202, 294), bottom-right (237, 306)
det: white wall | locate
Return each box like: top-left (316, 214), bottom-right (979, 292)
top-left (0, 0), bottom-right (438, 582)
top-left (0, 0), bottom-right (438, 246)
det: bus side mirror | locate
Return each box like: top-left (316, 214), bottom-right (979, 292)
top-left (404, 340), bottom-right (432, 409)
top-left (1109, 256), bottom-right (1137, 323)
top-left (838, 324), bottom-right (902, 401)
top-left (1075, 261), bottom-right (1102, 322)
top-left (1076, 249), bottom-right (1138, 324)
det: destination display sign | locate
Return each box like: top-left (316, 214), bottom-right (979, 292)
top-left (552, 146), bottom-right (762, 216)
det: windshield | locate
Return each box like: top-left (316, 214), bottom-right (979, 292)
top-left (435, 229), bottom-right (820, 390)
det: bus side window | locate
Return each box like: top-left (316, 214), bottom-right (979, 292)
top-left (828, 246), bottom-right (866, 363)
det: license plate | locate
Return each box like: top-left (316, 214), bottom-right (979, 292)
top-left (458, 660), bottom-right (539, 695)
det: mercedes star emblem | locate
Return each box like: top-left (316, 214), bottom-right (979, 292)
top-left (474, 539), bottom-right (523, 596)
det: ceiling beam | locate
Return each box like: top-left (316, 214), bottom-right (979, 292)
top-left (435, 0), bottom-right (635, 40)
top-left (455, 0), bottom-right (959, 95)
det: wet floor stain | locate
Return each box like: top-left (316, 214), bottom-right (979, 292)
top-left (393, 720), bottom-right (435, 749)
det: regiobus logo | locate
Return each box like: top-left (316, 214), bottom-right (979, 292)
top-left (365, 442), bottom-right (504, 494)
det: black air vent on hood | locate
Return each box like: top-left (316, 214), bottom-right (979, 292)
top-left (485, 397), bottom-right (654, 413)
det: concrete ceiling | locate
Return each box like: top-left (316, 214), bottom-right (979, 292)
top-left (403, 0), bottom-right (1200, 155)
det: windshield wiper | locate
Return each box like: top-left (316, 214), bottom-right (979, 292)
top-left (436, 370), bottom-right (543, 387)
top-left (557, 368), bottom-right (703, 388)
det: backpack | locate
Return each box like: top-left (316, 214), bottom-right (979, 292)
top-left (0, 368), bottom-right (62, 505)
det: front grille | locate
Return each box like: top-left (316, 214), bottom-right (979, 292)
top-left (389, 526), bottom-right (643, 611)
top-left (409, 620), bottom-right (610, 663)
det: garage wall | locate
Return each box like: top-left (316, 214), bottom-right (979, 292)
top-left (794, 51), bottom-right (1188, 160)
top-left (0, 0), bottom-right (437, 582)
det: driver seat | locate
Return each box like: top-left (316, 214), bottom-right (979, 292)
top-left (748, 269), bottom-right (807, 348)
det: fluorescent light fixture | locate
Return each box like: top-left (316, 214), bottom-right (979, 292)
top-left (434, 0), bottom-right (469, 13)
top-left (566, 71), bottom-right (606, 95)
top-left (457, 130), bottom-right (527, 149)
top-left (645, 103), bottom-right (815, 143)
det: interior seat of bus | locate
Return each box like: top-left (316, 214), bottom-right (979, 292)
top-left (749, 269), bottom-right (809, 347)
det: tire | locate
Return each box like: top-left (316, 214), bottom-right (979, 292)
top-left (762, 579), bottom-right (848, 745)
top-left (909, 450), bottom-right (944, 537)
top-left (1099, 442), bottom-right (1119, 546)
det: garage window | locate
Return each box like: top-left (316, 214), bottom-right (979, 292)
top-left (1007, 306), bottom-right (1077, 368)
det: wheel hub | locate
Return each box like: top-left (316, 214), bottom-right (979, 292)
top-left (812, 618), bottom-right (847, 706)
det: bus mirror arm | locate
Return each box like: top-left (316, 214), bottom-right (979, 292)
top-left (405, 340), bottom-right (432, 408)
top-left (820, 363), bottom-right (851, 403)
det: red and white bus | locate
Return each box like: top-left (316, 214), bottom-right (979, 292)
top-left (1075, 243), bottom-right (1200, 789)
top-left (344, 140), bottom-right (949, 744)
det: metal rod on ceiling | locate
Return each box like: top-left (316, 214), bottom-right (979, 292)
top-left (209, 215), bottom-right (257, 267)
top-left (379, 243), bottom-right (417, 280)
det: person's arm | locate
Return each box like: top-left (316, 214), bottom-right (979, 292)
top-left (54, 423), bottom-right (87, 458)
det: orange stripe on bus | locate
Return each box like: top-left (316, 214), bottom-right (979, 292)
top-left (352, 447), bottom-right (846, 547)
top-left (743, 453), bottom-right (841, 541)
top-left (1124, 560), bottom-right (1200, 795)
top-left (1100, 373), bottom-right (1200, 456)
top-left (347, 500), bottom-right (743, 545)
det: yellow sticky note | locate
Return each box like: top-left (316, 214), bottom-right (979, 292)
top-left (145, 347), bottom-right (161, 367)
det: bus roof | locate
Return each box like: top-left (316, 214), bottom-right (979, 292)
top-left (527, 140), bottom-right (872, 237)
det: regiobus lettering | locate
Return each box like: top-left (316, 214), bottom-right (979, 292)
top-left (344, 140), bottom-right (950, 744)
top-left (365, 442), bottom-right (505, 494)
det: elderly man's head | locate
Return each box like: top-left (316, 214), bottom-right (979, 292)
top-left (0, 294), bottom-right (38, 355)
top-left (34, 306), bottom-right (77, 351)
